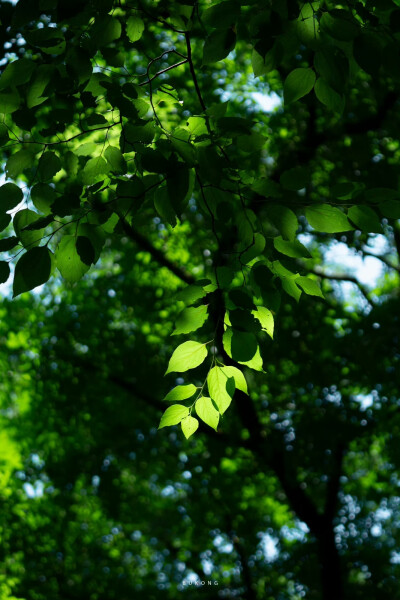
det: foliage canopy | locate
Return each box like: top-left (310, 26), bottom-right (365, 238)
top-left (1, 0), bottom-right (400, 599)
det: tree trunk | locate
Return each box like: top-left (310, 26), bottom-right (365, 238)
top-left (318, 521), bottom-right (343, 600)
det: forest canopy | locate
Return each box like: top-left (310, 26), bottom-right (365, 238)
top-left (0, 0), bottom-right (400, 599)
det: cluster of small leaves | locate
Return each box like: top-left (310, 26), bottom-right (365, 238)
top-left (1, 0), bottom-right (400, 437)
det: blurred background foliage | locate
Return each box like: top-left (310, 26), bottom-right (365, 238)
top-left (0, 0), bottom-right (400, 599)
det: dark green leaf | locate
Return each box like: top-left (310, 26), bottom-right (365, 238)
top-left (274, 236), bottom-right (312, 258)
top-left (314, 78), bottom-right (344, 114)
top-left (13, 246), bottom-right (52, 297)
top-left (0, 236), bottom-right (19, 251)
top-left (348, 206), bottom-right (382, 233)
top-left (31, 183), bottom-right (57, 215)
top-left (268, 205), bottom-right (298, 241)
top-left (203, 29), bottom-right (236, 64)
top-left (104, 146), bottom-right (126, 174)
top-left (0, 88), bottom-right (21, 114)
top-left (91, 16), bottom-right (122, 47)
top-left (0, 213), bottom-right (11, 232)
top-left (0, 183), bottom-right (23, 212)
top-left (0, 261), bottom-right (10, 283)
top-left (284, 68), bottom-right (316, 104)
top-left (320, 10), bottom-right (358, 41)
top-left (280, 166), bottom-right (310, 191)
top-left (202, 1), bottom-right (240, 29)
top-left (14, 209), bottom-right (45, 248)
top-left (76, 236), bottom-right (96, 266)
top-left (38, 152), bottom-right (62, 181)
top-left (6, 150), bottom-right (33, 179)
top-left (21, 215), bottom-right (54, 231)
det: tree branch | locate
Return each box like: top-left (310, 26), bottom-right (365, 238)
top-left (308, 268), bottom-right (375, 306)
top-left (361, 249), bottom-right (400, 273)
top-left (119, 216), bottom-right (195, 285)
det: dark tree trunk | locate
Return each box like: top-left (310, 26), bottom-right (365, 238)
top-left (317, 521), bottom-right (344, 600)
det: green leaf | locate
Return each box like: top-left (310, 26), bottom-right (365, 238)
top-left (202, 1), bottom-right (240, 29)
top-left (0, 183), bottom-right (23, 212)
top-left (219, 365), bottom-right (248, 394)
top-left (305, 205), bottom-right (354, 232)
top-left (229, 289), bottom-right (254, 310)
top-left (91, 16), bottom-right (122, 47)
top-left (252, 306), bottom-right (274, 338)
top-left (281, 278), bottom-right (302, 302)
top-left (6, 150), bottom-right (33, 179)
top-left (164, 384), bottom-right (197, 402)
top-left (186, 116), bottom-right (208, 137)
top-left (252, 179), bottom-right (282, 198)
top-left (13, 246), bottom-right (51, 297)
top-left (0, 261), bottom-right (10, 283)
top-left (31, 183), bottom-right (57, 215)
top-left (125, 122), bottom-right (155, 145)
top-left (172, 305), bottom-right (208, 336)
top-left (195, 396), bottom-right (219, 430)
top-left (27, 64), bottom-right (53, 109)
top-left (280, 167), bottom-right (310, 191)
top-left (76, 236), bottom-right (95, 266)
top-left (222, 328), bottom-right (263, 371)
top-left (175, 285), bottom-right (207, 305)
top-left (38, 152), bottom-right (62, 181)
top-left (296, 2), bottom-right (320, 48)
top-left (252, 48), bottom-right (266, 78)
top-left (158, 405), bottom-right (189, 429)
top-left (216, 266), bottom-right (234, 289)
top-left (296, 276), bottom-right (324, 298)
top-left (126, 16), bottom-right (145, 42)
top-left (237, 132), bottom-right (266, 154)
top-left (0, 214), bottom-right (11, 233)
top-left (82, 156), bottom-right (110, 185)
top-left (348, 206), bottom-right (382, 233)
top-left (274, 236), bottom-right (312, 258)
top-left (320, 10), bottom-right (358, 42)
top-left (0, 88), bottom-right (21, 114)
top-left (171, 129), bottom-right (197, 167)
top-left (314, 48), bottom-right (347, 93)
top-left (55, 235), bottom-right (90, 283)
top-left (14, 209), bottom-right (44, 248)
top-left (181, 415), bottom-right (199, 439)
top-left (0, 123), bottom-right (9, 144)
top-left (203, 29), bottom-right (236, 64)
top-left (228, 309), bottom-right (260, 333)
top-left (27, 27), bottom-right (66, 54)
top-left (0, 236), bottom-right (19, 251)
top-left (207, 366), bottom-right (235, 414)
top-left (165, 341), bottom-right (208, 374)
top-left (154, 186), bottom-right (177, 227)
top-left (284, 68), bottom-right (316, 104)
top-left (379, 200), bottom-right (400, 219)
top-left (21, 215), bottom-right (53, 231)
top-left (0, 58), bottom-right (36, 90)
top-left (268, 205), bottom-right (298, 241)
top-left (241, 233), bottom-right (266, 264)
top-left (314, 78), bottom-right (344, 114)
top-left (104, 146), bottom-right (126, 174)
